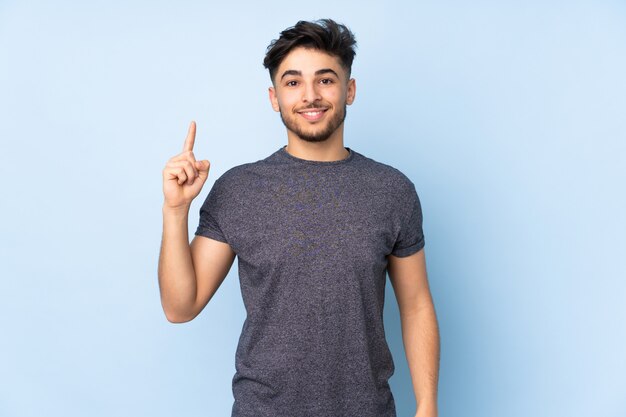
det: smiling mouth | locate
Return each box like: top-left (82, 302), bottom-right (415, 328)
top-left (297, 108), bottom-right (328, 121)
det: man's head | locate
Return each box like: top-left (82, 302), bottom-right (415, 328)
top-left (263, 19), bottom-right (357, 84)
top-left (264, 19), bottom-right (358, 143)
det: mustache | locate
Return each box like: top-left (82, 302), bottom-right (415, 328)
top-left (296, 103), bottom-right (329, 111)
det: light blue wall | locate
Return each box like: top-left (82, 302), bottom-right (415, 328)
top-left (1, 1), bottom-right (624, 416)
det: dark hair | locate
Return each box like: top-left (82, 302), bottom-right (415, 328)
top-left (263, 19), bottom-right (357, 83)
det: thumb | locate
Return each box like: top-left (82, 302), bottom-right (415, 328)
top-left (195, 160), bottom-right (210, 178)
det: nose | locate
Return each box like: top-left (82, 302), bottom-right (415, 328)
top-left (303, 82), bottom-right (321, 103)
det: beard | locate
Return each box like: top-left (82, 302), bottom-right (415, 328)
top-left (279, 103), bottom-right (347, 143)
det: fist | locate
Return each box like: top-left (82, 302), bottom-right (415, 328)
top-left (162, 121), bottom-right (211, 210)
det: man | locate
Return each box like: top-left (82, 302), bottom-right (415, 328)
top-left (159, 18), bottom-right (440, 417)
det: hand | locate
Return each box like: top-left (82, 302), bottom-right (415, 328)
top-left (162, 121), bottom-right (211, 210)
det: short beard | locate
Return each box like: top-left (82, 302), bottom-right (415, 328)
top-left (279, 104), bottom-right (347, 143)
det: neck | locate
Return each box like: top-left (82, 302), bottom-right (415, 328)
top-left (285, 127), bottom-right (349, 162)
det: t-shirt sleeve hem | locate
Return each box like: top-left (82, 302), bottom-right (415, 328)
top-left (390, 239), bottom-right (425, 257)
top-left (194, 227), bottom-right (229, 244)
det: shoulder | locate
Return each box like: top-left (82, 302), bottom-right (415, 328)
top-left (210, 158), bottom-right (269, 190)
top-left (352, 150), bottom-right (416, 193)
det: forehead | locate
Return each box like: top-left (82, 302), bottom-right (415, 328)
top-left (276, 47), bottom-right (345, 78)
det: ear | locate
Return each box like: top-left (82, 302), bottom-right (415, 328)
top-left (268, 86), bottom-right (280, 112)
top-left (346, 78), bottom-right (356, 105)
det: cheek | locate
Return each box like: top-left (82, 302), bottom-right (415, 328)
top-left (324, 88), bottom-right (344, 103)
top-left (277, 91), bottom-right (300, 109)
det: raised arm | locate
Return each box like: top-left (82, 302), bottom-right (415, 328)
top-left (158, 121), bottom-right (235, 323)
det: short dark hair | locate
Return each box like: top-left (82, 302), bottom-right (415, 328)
top-left (263, 19), bottom-right (357, 83)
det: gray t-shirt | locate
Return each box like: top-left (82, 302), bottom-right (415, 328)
top-left (195, 145), bottom-right (425, 417)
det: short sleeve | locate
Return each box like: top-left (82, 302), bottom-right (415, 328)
top-left (194, 178), bottom-right (229, 244)
top-left (390, 182), bottom-right (425, 257)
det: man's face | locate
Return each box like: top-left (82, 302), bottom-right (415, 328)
top-left (269, 47), bottom-right (356, 143)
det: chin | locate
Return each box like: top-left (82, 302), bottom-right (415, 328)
top-left (293, 125), bottom-right (336, 142)
top-left (280, 107), bottom-right (346, 143)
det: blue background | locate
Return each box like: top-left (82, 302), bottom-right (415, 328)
top-left (1, 1), bottom-right (624, 416)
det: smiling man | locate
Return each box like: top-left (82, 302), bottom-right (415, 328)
top-left (269, 46), bottom-right (354, 147)
top-left (159, 19), bottom-right (440, 417)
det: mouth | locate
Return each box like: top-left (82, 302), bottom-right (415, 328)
top-left (297, 108), bottom-right (328, 122)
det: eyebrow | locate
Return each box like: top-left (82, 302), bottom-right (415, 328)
top-left (280, 68), bottom-right (340, 80)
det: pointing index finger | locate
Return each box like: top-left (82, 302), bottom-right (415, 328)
top-left (183, 121), bottom-right (196, 152)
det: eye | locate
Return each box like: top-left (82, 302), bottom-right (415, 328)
top-left (320, 78), bottom-right (334, 85)
top-left (286, 80), bottom-right (298, 87)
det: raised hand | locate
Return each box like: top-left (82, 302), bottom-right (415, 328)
top-left (162, 121), bottom-right (211, 210)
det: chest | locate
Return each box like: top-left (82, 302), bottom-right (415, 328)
top-left (223, 176), bottom-right (398, 269)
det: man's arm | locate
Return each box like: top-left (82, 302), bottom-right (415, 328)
top-left (387, 248), bottom-right (440, 417)
top-left (158, 206), bottom-right (235, 323)
top-left (158, 121), bottom-right (236, 323)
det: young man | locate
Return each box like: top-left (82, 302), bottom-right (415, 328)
top-left (159, 19), bottom-right (440, 417)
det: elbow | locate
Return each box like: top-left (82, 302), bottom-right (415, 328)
top-left (165, 312), bottom-right (194, 324)
top-left (163, 304), bottom-right (198, 324)
top-left (165, 313), bottom-right (192, 324)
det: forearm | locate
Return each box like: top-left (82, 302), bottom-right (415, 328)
top-left (400, 302), bottom-right (440, 413)
top-left (158, 205), bottom-right (197, 322)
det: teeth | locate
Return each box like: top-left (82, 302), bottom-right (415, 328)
top-left (303, 111), bottom-right (322, 116)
